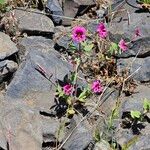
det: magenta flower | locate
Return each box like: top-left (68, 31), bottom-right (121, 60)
top-left (134, 28), bottom-right (141, 37)
top-left (97, 23), bottom-right (108, 39)
top-left (63, 84), bottom-right (73, 96)
top-left (72, 26), bottom-right (86, 43)
top-left (91, 80), bottom-right (103, 94)
top-left (118, 39), bottom-right (128, 52)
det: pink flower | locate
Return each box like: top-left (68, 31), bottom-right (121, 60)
top-left (91, 80), bottom-right (103, 94)
top-left (134, 28), bottom-right (141, 37)
top-left (72, 26), bottom-right (86, 43)
top-left (97, 23), bottom-right (108, 38)
top-left (118, 39), bottom-right (128, 52)
top-left (63, 84), bottom-right (73, 96)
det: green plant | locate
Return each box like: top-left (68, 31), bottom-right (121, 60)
top-left (137, 0), bottom-right (150, 4)
top-left (0, 0), bottom-right (7, 12)
top-left (55, 69), bottom-right (91, 116)
top-left (143, 98), bottom-right (150, 112)
top-left (130, 98), bottom-right (150, 120)
top-left (130, 110), bottom-right (141, 119)
top-left (0, 0), bottom-right (5, 5)
top-left (122, 135), bottom-right (140, 150)
top-left (107, 99), bottom-right (120, 130)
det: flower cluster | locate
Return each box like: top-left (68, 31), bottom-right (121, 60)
top-left (118, 39), bottom-right (128, 52)
top-left (63, 84), bottom-right (74, 95)
top-left (97, 23), bottom-right (108, 39)
top-left (72, 26), bottom-right (86, 43)
top-left (62, 80), bottom-right (103, 96)
top-left (71, 22), bottom-right (141, 53)
top-left (91, 80), bottom-right (103, 94)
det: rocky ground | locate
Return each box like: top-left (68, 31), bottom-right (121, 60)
top-left (0, 0), bottom-right (150, 150)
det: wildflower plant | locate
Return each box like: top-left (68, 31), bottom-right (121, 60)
top-left (71, 26), bottom-right (86, 43)
top-left (97, 22), bottom-right (108, 39)
top-left (55, 71), bottom-right (103, 116)
top-left (121, 98), bottom-right (150, 135)
top-left (55, 22), bottom-right (142, 117)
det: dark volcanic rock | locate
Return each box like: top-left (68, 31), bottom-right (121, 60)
top-left (117, 57), bottom-right (150, 82)
top-left (6, 36), bottom-right (72, 112)
top-left (14, 9), bottom-right (54, 34)
top-left (0, 100), bottom-right (42, 150)
top-left (115, 85), bottom-right (150, 149)
top-left (63, 115), bottom-right (92, 150)
top-left (109, 2), bottom-right (150, 39)
top-left (46, 0), bottom-right (96, 25)
top-left (121, 85), bottom-right (150, 112)
top-left (46, 0), bottom-right (63, 24)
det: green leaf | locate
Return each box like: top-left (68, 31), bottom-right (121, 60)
top-left (70, 72), bottom-right (77, 84)
top-left (69, 43), bottom-right (77, 51)
top-left (143, 98), bottom-right (150, 111)
top-left (93, 128), bottom-right (100, 142)
top-left (67, 108), bottom-right (75, 115)
top-left (0, 0), bottom-right (6, 4)
top-left (81, 41), bottom-right (94, 52)
top-left (67, 97), bottom-right (72, 105)
top-left (56, 84), bottom-right (64, 97)
top-left (137, 0), bottom-right (150, 4)
top-left (109, 42), bottom-right (118, 54)
top-left (78, 88), bottom-right (88, 103)
top-left (130, 110), bottom-right (141, 119)
top-left (84, 43), bottom-right (94, 52)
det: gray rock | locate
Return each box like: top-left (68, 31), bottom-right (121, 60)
top-left (0, 100), bottom-right (42, 150)
top-left (56, 34), bottom-right (71, 50)
top-left (62, 0), bottom-right (79, 25)
top-left (121, 85), bottom-right (150, 112)
top-left (63, 115), bottom-right (92, 150)
top-left (109, 2), bottom-right (150, 39)
top-left (115, 89), bottom-right (150, 149)
top-left (0, 60), bottom-right (18, 83)
top-left (14, 9), bottom-right (54, 33)
top-left (46, 0), bottom-right (95, 25)
top-left (94, 140), bottom-right (111, 150)
top-left (0, 32), bottom-right (18, 60)
top-left (41, 116), bottom-right (60, 143)
top-left (18, 36), bottom-right (54, 54)
top-left (74, 0), bottom-right (95, 5)
top-left (129, 135), bottom-right (150, 150)
top-left (117, 57), bottom-right (150, 82)
top-left (115, 128), bottom-right (150, 150)
top-left (96, 9), bottom-right (106, 19)
top-left (0, 123), bottom-right (7, 150)
top-left (46, 0), bottom-right (63, 24)
top-left (6, 36), bottom-right (72, 112)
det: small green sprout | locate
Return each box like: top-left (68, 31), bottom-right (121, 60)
top-left (81, 41), bottom-right (94, 52)
top-left (130, 110), bottom-right (141, 119)
top-left (143, 98), bottom-right (150, 112)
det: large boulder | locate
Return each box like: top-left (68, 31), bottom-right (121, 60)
top-left (115, 85), bottom-right (150, 149)
top-left (46, 0), bottom-right (96, 25)
top-left (6, 36), bottom-right (72, 112)
top-left (117, 57), bottom-right (150, 82)
top-left (0, 99), bottom-right (42, 150)
top-left (109, 1), bottom-right (150, 39)
top-left (14, 9), bottom-right (54, 35)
